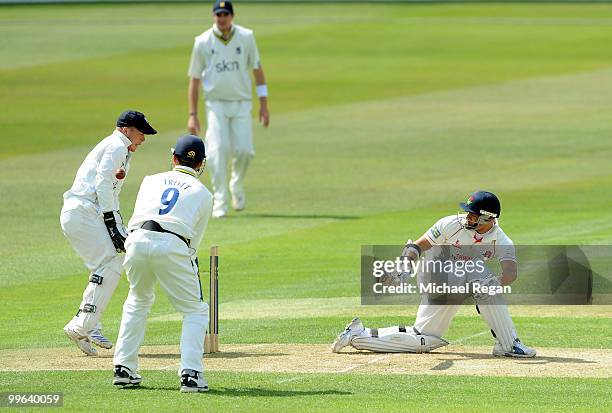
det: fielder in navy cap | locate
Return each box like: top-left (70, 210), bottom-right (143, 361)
top-left (213, 0), bottom-right (233, 15)
top-left (172, 135), bottom-right (206, 175)
top-left (116, 110), bottom-right (157, 135)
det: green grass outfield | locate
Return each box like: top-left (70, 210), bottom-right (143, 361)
top-left (1, 3), bottom-right (612, 412)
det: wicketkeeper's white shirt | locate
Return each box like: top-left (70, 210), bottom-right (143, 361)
top-left (63, 129), bottom-right (132, 213)
top-left (188, 24), bottom-right (261, 101)
top-left (127, 166), bottom-right (213, 251)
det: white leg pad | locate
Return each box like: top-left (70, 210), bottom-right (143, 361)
top-left (476, 294), bottom-right (518, 352)
top-left (72, 256), bottom-right (123, 336)
top-left (351, 326), bottom-right (448, 353)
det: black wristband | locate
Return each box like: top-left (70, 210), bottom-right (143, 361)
top-left (405, 243), bottom-right (422, 256)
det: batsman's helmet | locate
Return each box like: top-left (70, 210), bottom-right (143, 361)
top-left (459, 191), bottom-right (501, 230)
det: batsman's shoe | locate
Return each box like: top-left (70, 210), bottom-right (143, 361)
top-left (231, 194), bottom-right (245, 211)
top-left (64, 325), bottom-right (98, 357)
top-left (113, 365), bottom-right (142, 386)
top-left (492, 339), bottom-right (537, 358)
top-left (332, 318), bottom-right (366, 353)
top-left (180, 369), bottom-right (209, 393)
top-left (90, 328), bottom-right (113, 349)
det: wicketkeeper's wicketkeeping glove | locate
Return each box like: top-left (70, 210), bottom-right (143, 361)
top-left (103, 211), bottom-right (127, 253)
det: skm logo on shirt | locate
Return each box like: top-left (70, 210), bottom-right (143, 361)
top-left (216, 60), bottom-right (240, 72)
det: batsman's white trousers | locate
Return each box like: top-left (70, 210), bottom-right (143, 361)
top-left (60, 199), bottom-right (123, 336)
top-left (355, 298), bottom-right (519, 353)
top-left (205, 99), bottom-right (254, 215)
top-left (114, 230), bottom-right (209, 373)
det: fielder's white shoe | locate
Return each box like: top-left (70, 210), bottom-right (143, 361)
top-left (180, 369), bottom-right (209, 393)
top-left (231, 194), bottom-right (245, 211)
top-left (90, 328), bottom-right (113, 349)
top-left (492, 339), bottom-right (537, 358)
top-left (332, 318), bottom-right (366, 353)
top-left (113, 365), bottom-right (142, 386)
top-left (212, 209), bottom-right (227, 219)
top-left (64, 325), bottom-right (98, 357)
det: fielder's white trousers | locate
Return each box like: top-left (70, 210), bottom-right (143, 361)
top-left (205, 99), bottom-right (254, 215)
top-left (60, 198), bottom-right (123, 336)
top-left (114, 230), bottom-right (209, 373)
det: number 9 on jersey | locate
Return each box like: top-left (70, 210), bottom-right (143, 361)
top-left (159, 188), bottom-right (180, 215)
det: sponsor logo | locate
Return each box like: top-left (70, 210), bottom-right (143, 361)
top-left (216, 60), bottom-right (240, 72)
top-left (430, 227), bottom-right (441, 239)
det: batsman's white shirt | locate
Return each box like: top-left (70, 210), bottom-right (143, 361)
top-left (188, 24), bottom-right (261, 101)
top-left (127, 166), bottom-right (213, 250)
top-left (63, 129), bottom-right (131, 213)
top-left (424, 214), bottom-right (516, 262)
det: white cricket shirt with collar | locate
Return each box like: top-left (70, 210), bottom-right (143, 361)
top-left (127, 166), bottom-right (213, 251)
top-left (188, 23), bottom-right (261, 101)
top-left (424, 214), bottom-right (516, 262)
top-left (63, 129), bottom-right (132, 213)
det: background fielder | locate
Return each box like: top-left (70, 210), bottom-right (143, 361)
top-left (61, 110), bottom-right (157, 357)
top-left (113, 135), bottom-right (213, 392)
top-left (188, 0), bottom-right (270, 218)
top-left (333, 191), bottom-right (537, 358)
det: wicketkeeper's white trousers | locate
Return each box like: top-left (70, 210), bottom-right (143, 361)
top-left (114, 230), bottom-right (209, 373)
top-left (205, 99), bottom-right (254, 215)
top-left (60, 199), bottom-right (123, 336)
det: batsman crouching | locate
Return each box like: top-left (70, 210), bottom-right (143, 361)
top-left (113, 135), bottom-right (213, 392)
top-left (332, 191), bottom-right (537, 358)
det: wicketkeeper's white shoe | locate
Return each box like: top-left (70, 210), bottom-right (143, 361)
top-left (113, 365), bottom-right (142, 386)
top-left (231, 194), bottom-right (245, 211)
top-left (492, 339), bottom-right (536, 358)
top-left (90, 328), bottom-right (113, 349)
top-left (64, 324), bottom-right (98, 357)
top-left (180, 369), bottom-right (209, 393)
top-left (332, 318), bottom-right (366, 353)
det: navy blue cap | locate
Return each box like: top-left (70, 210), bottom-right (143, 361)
top-left (213, 0), bottom-right (233, 15)
top-left (173, 135), bottom-right (206, 163)
top-left (116, 110), bottom-right (157, 135)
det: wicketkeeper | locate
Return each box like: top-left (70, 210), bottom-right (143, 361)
top-left (61, 110), bottom-right (157, 356)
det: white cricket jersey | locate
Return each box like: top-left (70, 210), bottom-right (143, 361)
top-left (63, 130), bottom-right (131, 213)
top-left (424, 214), bottom-right (516, 262)
top-left (188, 24), bottom-right (261, 101)
top-left (127, 166), bottom-right (213, 251)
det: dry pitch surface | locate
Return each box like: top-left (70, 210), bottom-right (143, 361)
top-left (2, 344), bottom-right (609, 379)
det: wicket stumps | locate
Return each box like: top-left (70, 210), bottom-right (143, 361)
top-left (204, 245), bottom-right (219, 353)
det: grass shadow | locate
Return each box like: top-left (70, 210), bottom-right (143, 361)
top-left (118, 385), bottom-right (352, 397)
